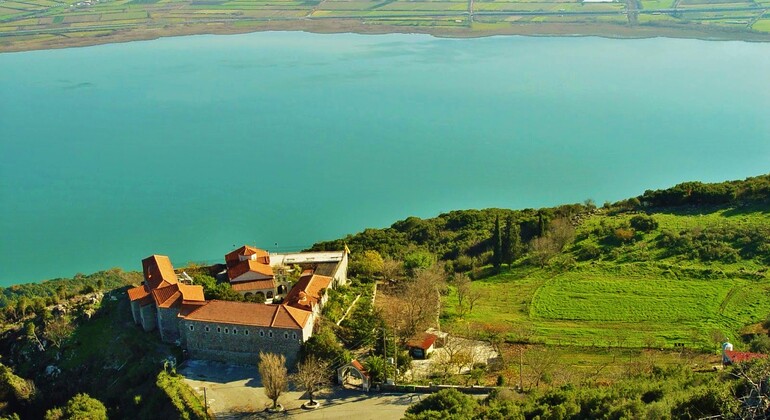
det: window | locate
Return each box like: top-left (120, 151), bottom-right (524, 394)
top-left (217, 327), bottom-right (221, 333)
top-left (268, 331), bottom-right (273, 338)
top-left (259, 330), bottom-right (264, 337)
top-left (224, 328), bottom-right (229, 334)
top-left (205, 326), bottom-right (210, 332)
top-left (267, 291), bottom-right (274, 299)
top-left (284, 332), bottom-right (289, 339)
top-left (293, 333), bottom-right (297, 340)
top-left (233, 328), bottom-right (237, 335)
top-left (189, 325), bottom-right (194, 331)
top-left (245, 329), bottom-right (249, 335)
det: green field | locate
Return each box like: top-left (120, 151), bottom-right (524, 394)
top-left (443, 207), bottom-right (770, 350)
top-left (0, 0), bottom-right (767, 51)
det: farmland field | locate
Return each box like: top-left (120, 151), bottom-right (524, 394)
top-left (443, 207), bottom-right (770, 350)
top-left (0, 0), bottom-right (768, 51)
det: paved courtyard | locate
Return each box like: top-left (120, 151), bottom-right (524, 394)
top-left (180, 360), bottom-right (420, 419)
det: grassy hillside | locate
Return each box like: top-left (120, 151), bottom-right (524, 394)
top-left (317, 174), bottom-right (770, 351)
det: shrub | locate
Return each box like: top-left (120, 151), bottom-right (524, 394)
top-left (630, 215), bottom-right (659, 232)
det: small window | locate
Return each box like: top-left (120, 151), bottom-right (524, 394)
top-left (259, 330), bottom-right (264, 337)
top-left (293, 333), bottom-right (297, 340)
top-left (217, 327), bottom-right (221, 333)
top-left (284, 332), bottom-right (289, 339)
top-left (224, 328), bottom-right (229, 334)
top-left (233, 328), bottom-right (238, 335)
top-left (268, 331), bottom-right (273, 338)
top-left (205, 326), bottom-right (210, 332)
top-left (245, 329), bottom-right (249, 335)
top-left (189, 325), bottom-right (194, 331)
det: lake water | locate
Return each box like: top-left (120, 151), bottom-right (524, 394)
top-left (1, 32), bottom-right (769, 285)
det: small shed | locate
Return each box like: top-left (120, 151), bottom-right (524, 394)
top-left (407, 332), bottom-right (438, 359)
top-left (337, 360), bottom-right (370, 391)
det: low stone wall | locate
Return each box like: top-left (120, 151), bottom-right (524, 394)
top-left (380, 384), bottom-right (494, 395)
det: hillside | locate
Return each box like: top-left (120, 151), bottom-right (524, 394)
top-left (313, 173), bottom-right (770, 349)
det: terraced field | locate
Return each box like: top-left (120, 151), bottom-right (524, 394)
top-left (443, 207), bottom-right (770, 350)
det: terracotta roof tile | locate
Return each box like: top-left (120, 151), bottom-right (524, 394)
top-left (152, 284), bottom-right (182, 308)
top-left (227, 259), bottom-right (274, 282)
top-left (351, 360), bottom-right (369, 377)
top-left (285, 273), bottom-right (332, 311)
top-left (231, 280), bottom-right (276, 292)
top-left (225, 245), bottom-right (270, 268)
top-left (183, 301), bottom-right (305, 329)
top-left (127, 285), bottom-right (150, 301)
top-left (142, 255), bottom-right (178, 290)
top-left (178, 284), bottom-right (205, 302)
top-left (407, 333), bottom-right (438, 350)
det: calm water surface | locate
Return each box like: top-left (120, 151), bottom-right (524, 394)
top-left (1, 32), bottom-right (769, 284)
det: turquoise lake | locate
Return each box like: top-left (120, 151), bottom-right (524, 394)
top-left (1, 32), bottom-right (769, 285)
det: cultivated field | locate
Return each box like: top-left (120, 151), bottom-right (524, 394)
top-left (443, 207), bottom-right (770, 350)
top-left (0, 0), bottom-right (768, 51)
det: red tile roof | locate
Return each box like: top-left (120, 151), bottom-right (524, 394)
top-left (225, 245), bottom-right (270, 268)
top-left (151, 283), bottom-right (205, 308)
top-left (127, 285), bottom-right (150, 301)
top-left (227, 259), bottom-right (274, 282)
top-left (407, 333), bottom-right (438, 350)
top-left (285, 272), bottom-right (332, 311)
top-left (725, 350), bottom-right (767, 364)
top-left (351, 360), bottom-right (369, 377)
top-left (183, 301), bottom-right (309, 329)
top-left (142, 255), bottom-right (178, 290)
top-left (230, 279), bottom-right (276, 292)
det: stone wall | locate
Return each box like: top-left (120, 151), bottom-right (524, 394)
top-left (180, 320), bottom-right (303, 367)
top-left (130, 301), bottom-right (141, 324)
top-left (139, 304), bottom-right (157, 332)
top-left (157, 307), bottom-right (181, 343)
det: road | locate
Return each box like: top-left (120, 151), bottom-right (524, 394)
top-left (179, 360), bottom-right (420, 420)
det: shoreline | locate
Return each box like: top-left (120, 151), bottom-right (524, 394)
top-left (2, 20), bottom-right (770, 53)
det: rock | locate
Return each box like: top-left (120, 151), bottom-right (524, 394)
top-left (45, 365), bottom-right (61, 377)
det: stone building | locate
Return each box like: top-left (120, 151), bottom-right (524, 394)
top-left (127, 255), bottom-right (206, 343)
top-left (225, 245), bottom-right (291, 303)
top-left (180, 300), bottom-right (313, 366)
top-left (128, 246), bottom-right (348, 366)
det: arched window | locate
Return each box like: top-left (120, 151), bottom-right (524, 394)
top-left (217, 327), bottom-right (221, 333)
top-left (284, 332), bottom-right (289, 339)
top-left (267, 291), bottom-right (274, 299)
top-left (224, 328), bottom-right (229, 334)
top-left (205, 326), bottom-right (210, 332)
top-left (268, 331), bottom-right (273, 338)
top-left (259, 330), bottom-right (264, 337)
top-left (233, 328), bottom-right (238, 335)
top-left (189, 325), bottom-right (194, 331)
top-left (245, 329), bottom-right (249, 335)
top-left (293, 333), bottom-right (297, 340)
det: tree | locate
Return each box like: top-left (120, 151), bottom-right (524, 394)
top-left (382, 257), bottom-right (405, 283)
top-left (44, 316), bottom-right (74, 349)
top-left (502, 215), bottom-right (521, 267)
top-left (292, 355), bottom-right (330, 406)
top-left (403, 250), bottom-right (436, 275)
top-left (404, 388), bottom-right (479, 419)
top-left (454, 274), bottom-right (471, 317)
top-left (47, 393), bottom-right (107, 420)
top-left (364, 355), bottom-right (388, 383)
top-left (492, 216), bottom-right (502, 270)
top-left (351, 250), bottom-right (384, 279)
top-left (381, 265), bottom-right (447, 344)
top-left (258, 352), bottom-right (288, 410)
top-left (528, 236), bottom-right (558, 268)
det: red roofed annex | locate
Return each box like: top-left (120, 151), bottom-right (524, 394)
top-left (127, 246), bottom-right (349, 366)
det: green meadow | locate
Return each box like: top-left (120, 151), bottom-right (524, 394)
top-left (443, 206), bottom-right (770, 350)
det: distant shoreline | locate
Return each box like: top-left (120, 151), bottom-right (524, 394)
top-left (2, 19), bottom-right (770, 53)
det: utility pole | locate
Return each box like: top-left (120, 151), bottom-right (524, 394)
top-left (519, 347), bottom-right (523, 391)
top-left (393, 333), bottom-right (398, 385)
top-left (203, 387), bottom-right (208, 420)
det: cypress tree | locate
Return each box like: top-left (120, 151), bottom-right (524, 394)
top-left (492, 216), bottom-right (502, 270)
top-left (502, 215), bottom-right (513, 267)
